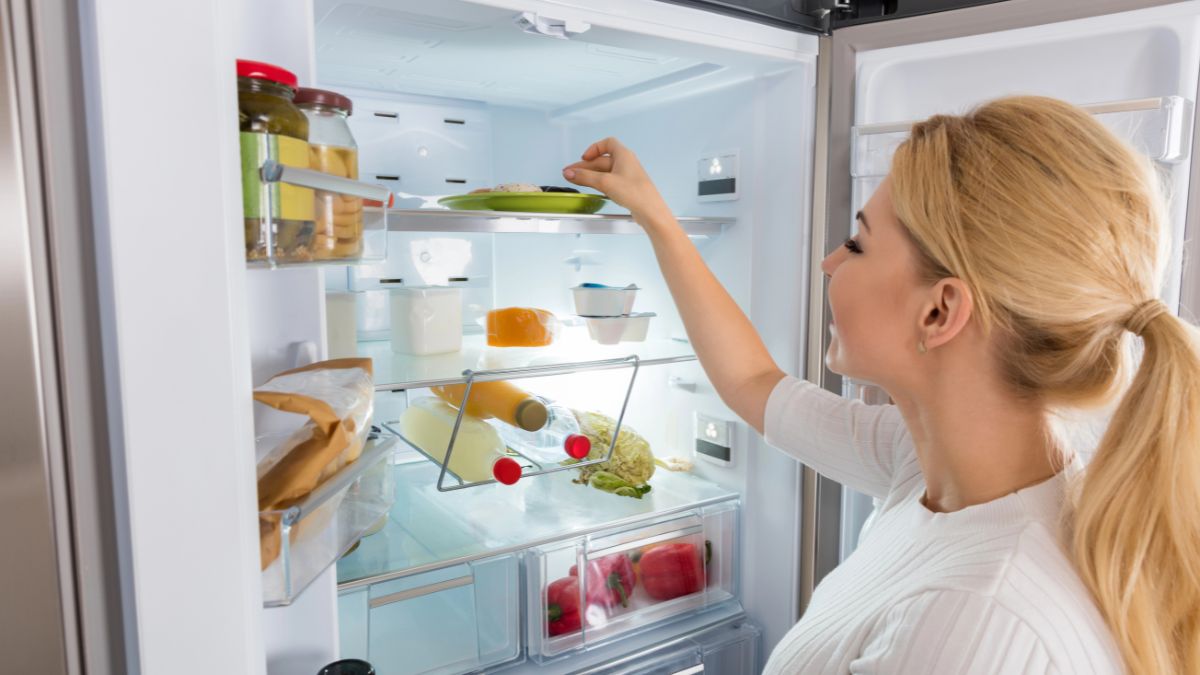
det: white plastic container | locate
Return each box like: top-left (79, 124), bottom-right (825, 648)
top-left (585, 316), bottom-right (627, 345)
top-left (572, 284), bottom-right (638, 317)
top-left (390, 287), bottom-right (462, 355)
top-left (325, 291), bottom-right (358, 359)
top-left (620, 312), bottom-right (655, 342)
top-left (583, 312), bottom-right (656, 344)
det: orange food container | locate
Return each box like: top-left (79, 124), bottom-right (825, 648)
top-left (487, 307), bottom-right (557, 347)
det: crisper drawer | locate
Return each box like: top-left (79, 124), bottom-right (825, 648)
top-left (338, 554), bottom-right (521, 674)
top-left (527, 501), bottom-right (740, 662)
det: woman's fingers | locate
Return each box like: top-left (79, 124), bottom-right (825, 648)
top-left (564, 156), bottom-right (614, 174)
top-left (562, 166), bottom-right (608, 192)
top-left (580, 137), bottom-right (623, 161)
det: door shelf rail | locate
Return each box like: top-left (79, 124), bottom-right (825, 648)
top-left (852, 95), bottom-right (1194, 178)
top-left (247, 159), bottom-right (394, 269)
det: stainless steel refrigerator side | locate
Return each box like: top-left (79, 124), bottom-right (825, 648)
top-left (1179, 44), bottom-right (1200, 321)
top-left (0, 0), bottom-right (82, 671)
top-left (801, 0), bottom-right (1197, 609)
top-left (27, 0), bottom-right (134, 671)
top-left (799, 33), bottom-right (853, 614)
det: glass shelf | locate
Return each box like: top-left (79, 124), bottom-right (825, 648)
top-left (359, 334), bottom-right (697, 392)
top-left (373, 207), bottom-right (732, 237)
top-left (336, 456), bottom-right (739, 589)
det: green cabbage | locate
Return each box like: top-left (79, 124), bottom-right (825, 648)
top-left (567, 411), bottom-right (655, 498)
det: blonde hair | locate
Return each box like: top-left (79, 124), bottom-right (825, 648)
top-left (889, 95), bottom-right (1200, 674)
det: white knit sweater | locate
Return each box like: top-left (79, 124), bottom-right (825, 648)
top-left (761, 376), bottom-right (1124, 674)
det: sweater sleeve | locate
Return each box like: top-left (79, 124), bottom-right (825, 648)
top-left (763, 375), bottom-right (909, 499)
top-left (849, 590), bottom-right (1059, 675)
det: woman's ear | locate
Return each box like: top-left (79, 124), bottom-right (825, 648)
top-left (920, 278), bottom-right (974, 351)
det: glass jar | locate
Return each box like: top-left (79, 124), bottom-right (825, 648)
top-left (295, 87), bottom-right (362, 260)
top-left (237, 59), bottom-right (315, 263)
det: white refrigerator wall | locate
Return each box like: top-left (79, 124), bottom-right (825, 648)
top-left (854, 1), bottom-right (1200, 311)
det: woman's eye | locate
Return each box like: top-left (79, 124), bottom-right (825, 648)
top-left (843, 238), bottom-right (863, 255)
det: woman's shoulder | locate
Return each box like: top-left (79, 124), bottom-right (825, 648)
top-left (904, 522), bottom-right (1124, 673)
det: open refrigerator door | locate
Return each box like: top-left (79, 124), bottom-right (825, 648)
top-left (804, 0), bottom-right (1200, 602)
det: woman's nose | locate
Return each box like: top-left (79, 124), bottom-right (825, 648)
top-left (821, 245), bottom-right (844, 279)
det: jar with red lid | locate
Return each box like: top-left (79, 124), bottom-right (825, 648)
top-left (295, 87), bottom-right (362, 260)
top-left (237, 59), bottom-right (315, 263)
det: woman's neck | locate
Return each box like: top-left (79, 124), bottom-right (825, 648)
top-left (890, 365), bottom-right (1066, 513)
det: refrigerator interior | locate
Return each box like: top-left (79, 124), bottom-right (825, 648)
top-left (834, 2), bottom-right (1200, 563)
top-left (245, 0), bottom-right (821, 672)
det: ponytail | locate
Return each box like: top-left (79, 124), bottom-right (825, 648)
top-left (1072, 310), bottom-right (1200, 673)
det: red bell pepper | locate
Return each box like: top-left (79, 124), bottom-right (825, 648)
top-left (546, 576), bottom-right (581, 636)
top-left (570, 553), bottom-right (635, 609)
top-left (639, 542), bottom-right (705, 601)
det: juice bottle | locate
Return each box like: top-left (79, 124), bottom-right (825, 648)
top-left (431, 380), bottom-right (548, 432)
top-left (399, 398), bottom-right (522, 485)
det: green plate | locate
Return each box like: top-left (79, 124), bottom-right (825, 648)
top-left (438, 192), bottom-right (607, 214)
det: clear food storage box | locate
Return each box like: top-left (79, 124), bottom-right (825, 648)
top-left (526, 501), bottom-right (739, 662)
top-left (337, 554), bottom-right (521, 674)
top-left (261, 433), bottom-right (397, 606)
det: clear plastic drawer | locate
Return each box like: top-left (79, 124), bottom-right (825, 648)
top-left (338, 553), bottom-right (521, 674)
top-left (526, 500), bottom-right (739, 662)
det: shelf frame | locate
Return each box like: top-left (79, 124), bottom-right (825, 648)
top-left (393, 354), bottom-right (642, 492)
top-left (377, 207), bottom-right (732, 237)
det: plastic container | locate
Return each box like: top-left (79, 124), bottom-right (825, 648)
top-left (398, 398), bottom-right (522, 485)
top-left (296, 87), bottom-right (363, 261)
top-left (526, 502), bottom-right (740, 661)
top-left (620, 312), bottom-right (655, 342)
top-left (260, 435), bottom-right (396, 606)
top-left (390, 287), bottom-right (462, 356)
top-left (572, 284), bottom-right (638, 317)
top-left (237, 59), bottom-right (314, 263)
top-left (494, 401), bottom-right (591, 465)
top-left (326, 291), bottom-right (358, 359)
top-left (337, 554), bottom-right (521, 674)
top-left (584, 317), bottom-right (627, 345)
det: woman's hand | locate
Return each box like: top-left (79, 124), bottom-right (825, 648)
top-left (562, 137), bottom-right (672, 226)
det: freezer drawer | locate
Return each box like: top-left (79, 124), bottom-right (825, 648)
top-left (584, 619), bottom-right (761, 675)
top-left (527, 501), bottom-right (740, 662)
top-left (338, 554), bottom-right (521, 674)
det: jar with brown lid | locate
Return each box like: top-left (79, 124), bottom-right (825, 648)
top-left (295, 87), bottom-right (362, 260)
top-left (237, 59), bottom-right (315, 263)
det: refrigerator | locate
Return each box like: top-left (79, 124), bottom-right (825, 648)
top-left (7, 0), bottom-right (1198, 673)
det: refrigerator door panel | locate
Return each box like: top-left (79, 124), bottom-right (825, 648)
top-left (81, 0), bottom-right (268, 672)
top-left (803, 0), bottom-right (1200, 603)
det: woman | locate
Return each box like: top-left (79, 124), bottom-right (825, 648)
top-left (562, 96), bottom-right (1200, 674)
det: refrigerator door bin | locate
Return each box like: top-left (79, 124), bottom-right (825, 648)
top-left (261, 432), bottom-right (398, 606)
top-left (249, 159), bottom-right (392, 268)
top-left (851, 95), bottom-right (1194, 179)
top-left (338, 554), bottom-right (521, 674)
top-left (527, 505), bottom-right (741, 662)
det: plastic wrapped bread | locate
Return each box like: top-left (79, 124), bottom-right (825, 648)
top-left (253, 357), bottom-right (373, 569)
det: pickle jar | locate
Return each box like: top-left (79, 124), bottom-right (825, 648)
top-left (236, 59), bottom-right (315, 264)
top-left (295, 87), bottom-right (362, 261)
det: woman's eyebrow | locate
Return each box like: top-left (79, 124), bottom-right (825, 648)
top-left (856, 210), bottom-right (872, 234)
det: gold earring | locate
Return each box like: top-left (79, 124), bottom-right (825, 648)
top-left (917, 341), bottom-right (927, 354)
